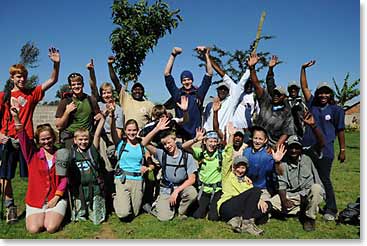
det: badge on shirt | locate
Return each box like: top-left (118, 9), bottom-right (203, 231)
top-left (325, 114), bottom-right (331, 121)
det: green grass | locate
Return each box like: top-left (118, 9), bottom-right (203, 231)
top-left (0, 131), bottom-right (360, 239)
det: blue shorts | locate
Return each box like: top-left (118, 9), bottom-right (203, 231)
top-left (0, 143), bottom-right (28, 179)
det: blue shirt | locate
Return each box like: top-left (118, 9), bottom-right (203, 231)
top-left (243, 147), bottom-right (275, 189)
top-left (116, 141), bottom-right (144, 181)
top-left (302, 95), bottom-right (345, 160)
top-left (165, 74), bottom-right (211, 139)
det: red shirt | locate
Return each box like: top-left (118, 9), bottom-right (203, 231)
top-left (0, 85), bottom-right (43, 139)
top-left (17, 128), bottom-right (67, 208)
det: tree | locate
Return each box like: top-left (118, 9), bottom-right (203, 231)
top-left (55, 84), bottom-right (72, 99)
top-left (332, 73), bottom-right (360, 107)
top-left (3, 41), bottom-right (40, 91)
top-left (196, 36), bottom-right (278, 84)
top-left (110, 0), bottom-right (182, 88)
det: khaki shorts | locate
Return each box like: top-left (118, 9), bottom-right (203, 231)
top-left (26, 199), bottom-right (67, 218)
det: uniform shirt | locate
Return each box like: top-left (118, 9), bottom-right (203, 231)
top-left (302, 95), bottom-right (345, 160)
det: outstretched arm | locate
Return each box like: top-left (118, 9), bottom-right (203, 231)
top-left (93, 116), bottom-right (106, 150)
top-left (107, 56), bottom-right (122, 93)
top-left (164, 47), bottom-right (182, 76)
top-left (87, 59), bottom-right (99, 99)
top-left (202, 47), bottom-right (213, 77)
top-left (247, 53), bottom-right (264, 97)
top-left (41, 47), bottom-right (60, 92)
top-left (182, 128), bottom-right (205, 154)
top-left (300, 60), bottom-right (316, 102)
top-left (266, 55), bottom-right (279, 95)
top-left (212, 97), bottom-right (224, 140)
top-left (209, 55), bottom-right (225, 78)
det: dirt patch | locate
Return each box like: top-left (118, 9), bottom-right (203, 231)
top-left (95, 223), bottom-right (118, 239)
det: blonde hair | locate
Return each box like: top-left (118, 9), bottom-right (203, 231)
top-left (9, 64), bottom-right (28, 78)
top-left (99, 82), bottom-right (114, 96)
top-left (74, 128), bottom-right (90, 138)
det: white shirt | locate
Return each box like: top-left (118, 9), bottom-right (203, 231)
top-left (232, 91), bottom-right (260, 129)
top-left (203, 70), bottom-right (250, 132)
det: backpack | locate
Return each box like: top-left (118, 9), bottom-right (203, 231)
top-left (337, 197), bottom-right (360, 226)
top-left (197, 147), bottom-right (223, 172)
top-left (114, 140), bottom-right (145, 183)
top-left (160, 148), bottom-right (188, 187)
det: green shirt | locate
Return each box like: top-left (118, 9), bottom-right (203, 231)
top-left (217, 144), bottom-right (253, 212)
top-left (67, 96), bottom-right (93, 133)
top-left (192, 147), bottom-right (222, 193)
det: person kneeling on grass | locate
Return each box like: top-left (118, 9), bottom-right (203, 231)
top-left (217, 123), bottom-right (284, 236)
top-left (141, 118), bottom-right (198, 221)
top-left (12, 108), bottom-right (67, 234)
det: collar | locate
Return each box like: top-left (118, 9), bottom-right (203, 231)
top-left (272, 105), bottom-right (285, 111)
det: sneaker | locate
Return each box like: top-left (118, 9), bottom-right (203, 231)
top-left (227, 217), bottom-right (242, 233)
top-left (323, 213), bottom-right (336, 221)
top-left (303, 218), bottom-right (316, 231)
top-left (177, 214), bottom-right (188, 220)
top-left (142, 203), bottom-right (152, 214)
top-left (6, 206), bottom-right (18, 224)
top-left (241, 219), bottom-right (264, 236)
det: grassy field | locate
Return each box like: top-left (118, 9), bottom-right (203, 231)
top-left (0, 131), bottom-right (360, 239)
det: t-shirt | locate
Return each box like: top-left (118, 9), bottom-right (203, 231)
top-left (115, 141), bottom-right (145, 181)
top-left (0, 85), bottom-right (43, 138)
top-left (55, 93), bottom-right (100, 134)
top-left (192, 147), bottom-right (222, 193)
top-left (154, 148), bottom-right (197, 185)
top-left (254, 91), bottom-right (295, 147)
top-left (243, 147), bottom-right (275, 189)
top-left (302, 95), bottom-right (345, 160)
top-left (98, 102), bottom-right (124, 133)
top-left (119, 88), bottom-right (154, 129)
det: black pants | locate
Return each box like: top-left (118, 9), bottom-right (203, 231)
top-left (314, 156), bottom-right (337, 215)
top-left (219, 187), bottom-right (271, 222)
top-left (193, 190), bottom-right (222, 221)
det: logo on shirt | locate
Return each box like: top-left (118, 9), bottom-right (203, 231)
top-left (325, 114), bottom-right (331, 121)
top-left (11, 96), bottom-right (27, 110)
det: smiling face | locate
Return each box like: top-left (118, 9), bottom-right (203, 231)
top-left (11, 73), bottom-right (27, 90)
top-left (74, 131), bottom-right (90, 151)
top-left (181, 77), bottom-right (193, 90)
top-left (233, 134), bottom-right (244, 148)
top-left (204, 138), bottom-right (219, 153)
top-left (288, 86), bottom-right (300, 98)
top-left (217, 86), bottom-right (229, 100)
top-left (233, 163), bottom-right (247, 177)
top-left (69, 78), bottom-right (84, 96)
top-left (160, 134), bottom-right (177, 155)
top-left (287, 143), bottom-right (302, 161)
top-left (101, 86), bottom-right (114, 103)
top-left (38, 130), bottom-right (55, 152)
top-left (125, 122), bottom-right (138, 142)
top-left (131, 86), bottom-right (144, 100)
top-left (252, 130), bottom-right (268, 151)
top-left (316, 87), bottom-right (332, 106)
top-left (272, 91), bottom-right (286, 105)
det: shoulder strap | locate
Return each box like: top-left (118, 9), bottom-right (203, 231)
top-left (117, 140), bottom-right (128, 161)
top-left (217, 148), bottom-right (223, 170)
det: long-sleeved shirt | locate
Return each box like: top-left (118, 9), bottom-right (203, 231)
top-left (17, 128), bottom-right (67, 208)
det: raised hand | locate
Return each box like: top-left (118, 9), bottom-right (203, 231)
top-left (212, 96), bottom-right (221, 112)
top-left (108, 56), bottom-right (115, 64)
top-left (48, 47), bottom-right (60, 63)
top-left (226, 121), bottom-right (236, 136)
top-left (195, 127), bottom-right (206, 142)
top-left (271, 144), bottom-right (287, 162)
top-left (247, 53), bottom-right (259, 67)
top-left (155, 117), bottom-right (170, 131)
top-left (176, 96), bottom-right (188, 112)
top-left (301, 60), bottom-right (316, 69)
top-left (86, 58), bottom-right (94, 70)
top-left (172, 47), bottom-right (182, 56)
top-left (195, 46), bottom-right (207, 54)
top-left (268, 55), bottom-right (279, 68)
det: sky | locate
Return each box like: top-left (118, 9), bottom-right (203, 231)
top-left (0, 0), bottom-right (361, 105)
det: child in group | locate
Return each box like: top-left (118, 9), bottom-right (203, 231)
top-left (243, 126), bottom-right (284, 200)
top-left (110, 112), bottom-right (153, 221)
top-left (12, 107), bottom-right (67, 234)
top-left (217, 123), bottom-right (283, 236)
top-left (0, 47), bottom-right (60, 224)
top-left (181, 128), bottom-right (222, 221)
top-left (67, 116), bottom-right (106, 225)
top-left (141, 118), bottom-right (198, 221)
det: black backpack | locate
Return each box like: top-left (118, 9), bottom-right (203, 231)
top-left (337, 197), bottom-right (360, 226)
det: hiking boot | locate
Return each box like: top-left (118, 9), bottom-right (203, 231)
top-left (323, 213), bottom-right (336, 221)
top-left (177, 214), bottom-right (188, 220)
top-left (303, 217), bottom-right (316, 231)
top-left (6, 206), bottom-right (18, 224)
top-left (241, 219), bottom-right (264, 236)
top-left (227, 216), bottom-right (242, 233)
top-left (142, 203), bottom-right (152, 214)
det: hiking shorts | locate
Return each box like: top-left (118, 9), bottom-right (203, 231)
top-left (26, 199), bottom-right (67, 218)
top-left (0, 143), bottom-right (27, 179)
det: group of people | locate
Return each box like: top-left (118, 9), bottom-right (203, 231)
top-left (0, 45), bottom-right (346, 236)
